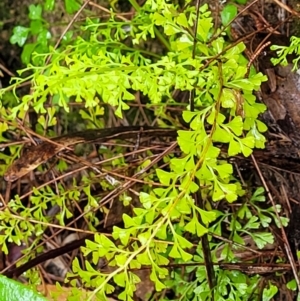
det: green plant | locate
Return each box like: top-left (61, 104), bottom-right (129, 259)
top-left (10, 1), bottom-right (78, 65)
top-left (0, 0), bottom-right (288, 300)
top-left (271, 35), bottom-right (300, 69)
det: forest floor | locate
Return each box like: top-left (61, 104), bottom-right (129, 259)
top-left (1, 0), bottom-right (300, 300)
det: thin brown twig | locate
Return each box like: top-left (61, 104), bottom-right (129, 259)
top-left (136, 91), bottom-right (150, 125)
top-left (246, 41), bottom-right (271, 77)
top-left (88, 1), bottom-right (129, 21)
top-left (272, 0), bottom-right (300, 17)
top-left (280, 184), bottom-right (292, 214)
top-left (45, 0), bottom-right (91, 65)
top-left (0, 63), bottom-right (15, 77)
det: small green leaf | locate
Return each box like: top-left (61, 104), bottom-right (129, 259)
top-left (177, 13), bottom-right (188, 27)
top-left (64, 0), bottom-right (80, 14)
top-left (219, 244), bottom-right (234, 261)
top-left (29, 4), bottom-right (43, 20)
top-left (235, 282), bottom-right (248, 295)
top-left (233, 232), bottom-right (245, 245)
top-left (279, 216), bottom-right (289, 227)
top-left (220, 88), bottom-right (235, 108)
top-left (244, 216), bottom-right (260, 229)
top-left (170, 157), bottom-right (187, 173)
top-left (156, 223), bottom-right (167, 240)
top-left (153, 12), bottom-right (166, 26)
top-left (251, 232), bottom-right (274, 249)
top-left (176, 235), bottom-right (193, 249)
top-left (256, 120), bottom-right (268, 132)
top-left (123, 214), bottom-right (135, 228)
top-left (214, 163), bottom-right (233, 179)
top-left (175, 34), bottom-right (193, 51)
top-left (179, 247), bottom-right (193, 261)
top-left (114, 273), bottom-right (125, 287)
top-left (241, 136), bottom-right (255, 148)
top-left (139, 192), bottom-right (155, 209)
top-left (182, 111), bottom-right (199, 123)
top-left (196, 162), bottom-right (215, 181)
top-left (234, 66), bottom-right (247, 79)
top-left (185, 218), bottom-right (197, 234)
top-left (180, 175), bottom-right (199, 193)
top-left (196, 220), bottom-right (209, 237)
top-left (250, 126), bottom-right (266, 148)
top-left (252, 187), bottom-right (265, 199)
top-left (165, 24), bottom-right (180, 35)
top-left (177, 130), bottom-right (198, 155)
top-left (226, 78), bottom-right (254, 90)
top-left (176, 197), bottom-right (192, 214)
top-left (185, 217), bottom-right (208, 237)
top-left (30, 20), bottom-right (43, 35)
top-left (21, 43), bottom-right (36, 65)
top-left (93, 234), bottom-right (116, 252)
top-left (0, 275), bottom-right (48, 301)
top-left (138, 231), bottom-right (151, 245)
top-left (212, 125), bottom-right (231, 143)
top-left (112, 227), bottom-right (131, 245)
top-left (156, 169), bottom-right (174, 186)
top-left (249, 72), bottom-right (268, 89)
top-left (169, 244), bottom-right (181, 258)
top-left (150, 270), bottom-right (166, 291)
top-left (213, 181), bottom-right (237, 202)
top-left (145, 210), bottom-right (155, 224)
top-left (198, 208), bottom-right (216, 224)
top-left (211, 38), bottom-right (224, 54)
top-left (44, 0), bottom-right (55, 11)
top-left (197, 15), bottom-right (213, 42)
top-left (37, 29), bottom-right (51, 46)
top-left (156, 253), bottom-right (169, 266)
top-left (10, 26), bottom-right (30, 47)
top-left (136, 252), bottom-right (151, 265)
top-left (118, 289), bottom-right (134, 301)
top-left (229, 136), bottom-right (254, 157)
top-left (226, 116), bottom-right (243, 136)
top-left (287, 279), bottom-right (297, 291)
top-left (115, 254), bottom-right (127, 266)
top-left (258, 213), bottom-right (272, 227)
top-left (221, 4), bottom-right (237, 26)
top-left (206, 145), bottom-right (221, 158)
top-left (212, 184), bottom-right (225, 202)
top-left (263, 282), bottom-right (278, 301)
top-left (207, 110), bottom-right (226, 125)
top-left (228, 138), bottom-right (241, 156)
